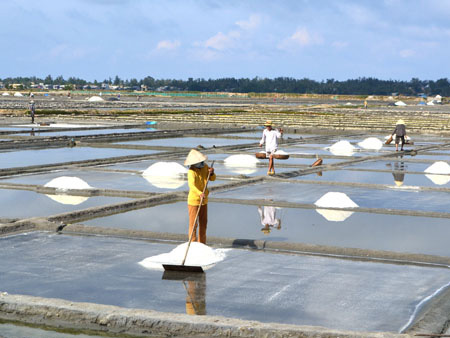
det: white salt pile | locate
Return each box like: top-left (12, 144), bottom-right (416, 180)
top-left (424, 161), bottom-right (450, 185)
top-left (2, 92), bottom-right (10, 96)
top-left (314, 192), bottom-right (358, 222)
top-left (14, 92), bottom-right (23, 97)
top-left (327, 140), bottom-right (356, 156)
top-left (224, 154), bottom-right (259, 166)
top-left (142, 162), bottom-right (187, 189)
top-left (357, 137), bottom-right (383, 150)
top-left (139, 242), bottom-right (230, 271)
top-left (395, 101), bottom-right (406, 106)
top-left (87, 96), bottom-right (104, 102)
top-left (44, 176), bottom-right (92, 205)
top-left (224, 154), bottom-right (259, 175)
top-left (424, 161), bottom-right (450, 174)
top-left (44, 176), bottom-right (92, 190)
top-left (274, 149), bottom-right (288, 155)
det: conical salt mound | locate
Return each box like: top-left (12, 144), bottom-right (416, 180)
top-left (142, 162), bottom-right (187, 177)
top-left (358, 137), bottom-right (383, 150)
top-left (327, 140), bottom-right (356, 156)
top-left (314, 192), bottom-right (358, 208)
top-left (44, 176), bottom-right (92, 190)
top-left (424, 161), bottom-right (450, 174)
top-left (224, 154), bottom-right (259, 166)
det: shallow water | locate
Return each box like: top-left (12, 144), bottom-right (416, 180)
top-left (0, 147), bottom-right (158, 169)
top-left (79, 201), bottom-right (450, 257)
top-left (0, 323), bottom-right (111, 338)
top-left (0, 189), bottom-right (128, 218)
top-left (16, 128), bottom-right (155, 137)
top-left (114, 136), bottom-right (257, 148)
top-left (1, 232), bottom-right (449, 332)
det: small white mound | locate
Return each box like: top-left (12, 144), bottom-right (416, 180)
top-left (44, 176), bottom-right (92, 190)
top-left (87, 96), bottom-right (104, 102)
top-left (14, 92), bottom-right (23, 97)
top-left (395, 101), bottom-right (406, 106)
top-left (424, 161), bottom-right (450, 174)
top-left (224, 154), bottom-right (259, 166)
top-left (314, 192), bottom-right (358, 222)
top-left (139, 242), bottom-right (230, 271)
top-left (314, 192), bottom-right (358, 208)
top-left (2, 92), bottom-right (10, 96)
top-left (327, 140), bottom-right (356, 156)
top-left (274, 149), bottom-right (289, 155)
top-left (142, 162), bottom-right (187, 177)
top-left (424, 162), bottom-right (450, 185)
top-left (357, 137), bottom-right (383, 150)
top-left (426, 101), bottom-right (435, 106)
top-left (142, 162), bottom-right (187, 189)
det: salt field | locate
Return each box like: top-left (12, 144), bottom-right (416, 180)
top-left (1, 112), bottom-right (450, 337)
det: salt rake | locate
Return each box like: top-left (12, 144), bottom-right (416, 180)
top-left (163, 161), bottom-right (215, 274)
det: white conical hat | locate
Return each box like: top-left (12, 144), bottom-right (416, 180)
top-left (184, 149), bottom-right (207, 166)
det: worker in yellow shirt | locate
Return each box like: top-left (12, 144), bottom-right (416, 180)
top-left (184, 149), bottom-right (216, 244)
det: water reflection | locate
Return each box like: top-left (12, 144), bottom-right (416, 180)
top-left (389, 156), bottom-right (406, 187)
top-left (258, 206), bottom-right (282, 234)
top-left (162, 272), bottom-right (206, 315)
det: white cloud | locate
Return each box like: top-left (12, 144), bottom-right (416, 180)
top-left (203, 30), bottom-right (240, 51)
top-left (156, 40), bottom-right (180, 51)
top-left (399, 49), bottom-right (415, 58)
top-left (236, 14), bottom-right (262, 30)
top-left (278, 28), bottom-right (323, 50)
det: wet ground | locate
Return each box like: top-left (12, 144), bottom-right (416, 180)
top-left (1, 116), bottom-right (450, 336)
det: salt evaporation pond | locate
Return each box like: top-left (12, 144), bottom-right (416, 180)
top-left (115, 137), bottom-right (256, 148)
top-left (1, 232), bottom-right (450, 332)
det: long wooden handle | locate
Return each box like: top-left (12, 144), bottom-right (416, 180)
top-left (181, 161), bottom-right (215, 266)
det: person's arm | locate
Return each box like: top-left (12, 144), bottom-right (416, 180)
top-left (207, 165), bottom-right (216, 181)
top-left (259, 130), bottom-right (266, 147)
top-left (392, 126), bottom-right (397, 136)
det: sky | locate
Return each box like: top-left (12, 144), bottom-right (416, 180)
top-left (1, 0), bottom-right (449, 82)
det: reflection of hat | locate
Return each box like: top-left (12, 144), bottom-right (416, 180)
top-left (396, 119), bottom-right (405, 125)
top-left (264, 120), bottom-right (273, 127)
top-left (261, 226), bottom-right (271, 234)
top-left (184, 149), bottom-right (207, 166)
top-left (394, 180), bottom-right (404, 187)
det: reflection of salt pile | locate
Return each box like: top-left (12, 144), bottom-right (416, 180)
top-left (87, 96), bottom-right (104, 102)
top-left (357, 137), bottom-right (383, 150)
top-left (142, 162), bottom-right (187, 189)
top-left (424, 161), bottom-right (450, 185)
top-left (224, 154), bottom-right (259, 175)
top-left (139, 242), bottom-right (230, 270)
top-left (314, 192), bottom-right (358, 222)
top-left (327, 140), bottom-right (356, 156)
top-left (44, 176), bottom-right (93, 205)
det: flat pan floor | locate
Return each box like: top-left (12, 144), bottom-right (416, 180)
top-left (1, 232), bottom-right (449, 333)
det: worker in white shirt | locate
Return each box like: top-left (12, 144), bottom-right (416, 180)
top-left (259, 120), bottom-right (283, 175)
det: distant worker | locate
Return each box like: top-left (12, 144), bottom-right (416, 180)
top-left (185, 149), bottom-right (216, 244)
top-left (259, 120), bottom-right (283, 175)
top-left (364, 100), bottom-right (368, 109)
top-left (29, 100), bottom-right (35, 124)
top-left (391, 119), bottom-right (407, 151)
top-left (258, 206), bottom-right (281, 235)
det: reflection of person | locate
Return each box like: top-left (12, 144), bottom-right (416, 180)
top-left (185, 275), bottom-right (206, 315)
top-left (391, 119), bottom-right (406, 152)
top-left (258, 206), bottom-right (281, 235)
top-left (259, 120), bottom-right (283, 175)
top-left (392, 157), bottom-right (406, 186)
top-left (185, 149), bottom-right (216, 244)
top-left (29, 100), bottom-right (35, 123)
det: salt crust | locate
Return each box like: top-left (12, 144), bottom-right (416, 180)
top-left (424, 161), bottom-right (450, 174)
top-left (357, 137), bottom-right (383, 150)
top-left (44, 176), bottom-right (92, 190)
top-left (139, 242), bottom-right (230, 270)
top-left (314, 192), bottom-right (358, 208)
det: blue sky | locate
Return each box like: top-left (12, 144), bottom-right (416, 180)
top-left (1, 0), bottom-right (449, 81)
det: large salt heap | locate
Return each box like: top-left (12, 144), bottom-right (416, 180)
top-left (44, 176), bottom-right (93, 205)
top-left (424, 161), bottom-right (450, 185)
top-left (224, 154), bottom-right (259, 175)
top-left (87, 96), bottom-right (104, 102)
top-left (357, 137), bottom-right (383, 150)
top-left (314, 192), bottom-right (358, 222)
top-left (142, 162), bottom-right (187, 189)
top-left (139, 242), bottom-right (230, 271)
top-left (327, 140), bottom-right (356, 156)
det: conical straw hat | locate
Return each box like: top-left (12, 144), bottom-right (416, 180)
top-left (396, 119), bottom-right (405, 125)
top-left (184, 149), bottom-right (207, 166)
top-left (264, 120), bottom-right (273, 127)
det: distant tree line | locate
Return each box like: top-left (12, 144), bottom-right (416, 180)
top-left (1, 75), bottom-right (449, 96)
